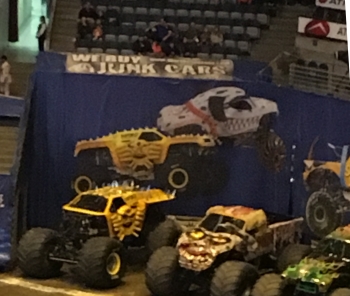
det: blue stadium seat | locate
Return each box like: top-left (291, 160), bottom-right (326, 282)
top-left (219, 25), bottom-right (231, 35)
top-left (211, 53), bottom-right (224, 60)
top-left (149, 8), bottom-right (162, 16)
top-left (77, 47), bottom-right (89, 53)
top-left (121, 49), bottom-right (134, 55)
top-left (226, 54), bottom-right (238, 60)
top-left (237, 40), bottom-right (250, 54)
top-left (91, 47), bottom-right (104, 53)
top-left (245, 26), bottom-right (260, 40)
top-left (197, 52), bottom-right (210, 59)
top-left (224, 40), bottom-right (236, 49)
top-left (105, 48), bottom-right (119, 54)
top-left (164, 9), bottom-right (176, 16)
top-left (96, 5), bottom-right (107, 13)
top-left (190, 10), bottom-right (202, 18)
top-left (178, 23), bottom-right (189, 32)
top-left (176, 9), bottom-right (190, 23)
top-left (256, 13), bottom-right (270, 27)
top-left (230, 11), bottom-right (242, 21)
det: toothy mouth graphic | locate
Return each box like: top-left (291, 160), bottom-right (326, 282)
top-left (223, 116), bottom-right (261, 132)
top-left (178, 244), bottom-right (215, 271)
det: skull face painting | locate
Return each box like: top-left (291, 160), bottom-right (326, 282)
top-left (157, 87), bottom-right (279, 138)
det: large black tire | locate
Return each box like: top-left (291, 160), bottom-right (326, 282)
top-left (330, 288), bottom-right (350, 296)
top-left (147, 218), bottom-right (182, 253)
top-left (256, 131), bottom-right (286, 173)
top-left (276, 244), bottom-right (311, 273)
top-left (211, 261), bottom-right (259, 296)
top-left (17, 228), bottom-right (62, 279)
top-left (155, 155), bottom-right (200, 192)
top-left (305, 168), bottom-right (341, 193)
top-left (145, 246), bottom-right (191, 296)
top-left (76, 237), bottom-right (126, 289)
top-left (252, 273), bottom-right (293, 296)
top-left (306, 190), bottom-right (343, 238)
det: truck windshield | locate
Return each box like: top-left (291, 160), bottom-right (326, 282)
top-left (199, 213), bottom-right (245, 233)
top-left (70, 194), bottom-right (107, 212)
top-left (311, 238), bottom-right (344, 258)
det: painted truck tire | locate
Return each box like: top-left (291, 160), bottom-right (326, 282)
top-left (256, 131), bottom-right (286, 172)
top-left (76, 237), bottom-right (126, 289)
top-left (17, 228), bottom-right (63, 279)
top-left (252, 273), bottom-right (293, 296)
top-left (306, 191), bottom-right (343, 238)
top-left (145, 246), bottom-right (191, 296)
top-left (211, 260), bottom-right (259, 296)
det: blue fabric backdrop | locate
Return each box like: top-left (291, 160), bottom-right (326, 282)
top-left (0, 96), bottom-right (25, 117)
top-left (0, 95), bottom-right (24, 269)
top-left (24, 52), bottom-right (350, 230)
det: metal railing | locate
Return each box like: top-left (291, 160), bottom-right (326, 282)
top-left (46, 0), bottom-right (58, 51)
top-left (258, 52), bottom-right (350, 101)
top-left (289, 63), bottom-right (350, 100)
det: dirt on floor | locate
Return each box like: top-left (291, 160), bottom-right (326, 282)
top-left (0, 265), bottom-right (150, 296)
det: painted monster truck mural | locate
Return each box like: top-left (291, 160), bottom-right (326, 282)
top-left (157, 86), bottom-right (286, 172)
top-left (73, 128), bottom-right (221, 195)
top-left (303, 141), bottom-right (350, 238)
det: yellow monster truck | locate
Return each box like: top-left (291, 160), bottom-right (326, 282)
top-left (73, 127), bottom-right (218, 194)
top-left (17, 181), bottom-right (177, 289)
top-left (303, 141), bottom-right (350, 238)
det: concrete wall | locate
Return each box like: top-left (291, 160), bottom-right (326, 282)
top-left (18, 0), bottom-right (33, 30)
top-left (0, 0), bottom-right (9, 53)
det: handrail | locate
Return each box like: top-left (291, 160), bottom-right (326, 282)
top-left (46, 0), bottom-right (58, 51)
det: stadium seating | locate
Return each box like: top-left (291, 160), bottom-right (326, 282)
top-left (76, 0), bottom-right (278, 59)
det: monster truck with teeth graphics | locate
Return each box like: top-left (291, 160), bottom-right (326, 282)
top-left (157, 86), bottom-right (286, 171)
top-left (251, 225), bottom-right (350, 296)
top-left (17, 182), bottom-right (176, 289)
top-left (73, 128), bottom-right (218, 194)
top-left (145, 205), bottom-right (304, 296)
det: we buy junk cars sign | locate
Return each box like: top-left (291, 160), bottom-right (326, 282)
top-left (315, 0), bottom-right (345, 10)
top-left (298, 16), bottom-right (347, 42)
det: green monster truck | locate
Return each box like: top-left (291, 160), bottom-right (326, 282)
top-left (145, 205), bottom-right (305, 296)
top-left (252, 225), bottom-right (350, 296)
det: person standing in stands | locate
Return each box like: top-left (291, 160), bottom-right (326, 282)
top-left (0, 56), bottom-right (12, 96)
top-left (79, 2), bottom-right (99, 26)
top-left (36, 16), bottom-right (47, 52)
top-left (147, 17), bottom-right (174, 43)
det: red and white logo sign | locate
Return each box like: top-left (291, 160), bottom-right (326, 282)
top-left (298, 17), bottom-right (347, 41)
top-left (315, 0), bottom-right (345, 10)
top-left (305, 20), bottom-right (330, 37)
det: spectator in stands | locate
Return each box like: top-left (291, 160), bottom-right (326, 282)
top-left (36, 16), bottom-right (47, 52)
top-left (200, 27), bottom-right (211, 45)
top-left (0, 56), bottom-right (12, 96)
top-left (151, 41), bottom-right (165, 57)
top-left (78, 19), bottom-right (93, 39)
top-left (182, 21), bottom-right (200, 57)
top-left (132, 36), bottom-right (152, 55)
top-left (92, 19), bottom-right (104, 41)
top-left (78, 2), bottom-right (98, 26)
top-left (210, 26), bottom-right (224, 46)
top-left (162, 41), bottom-right (182, 57)
top-left (147, 17), bottom-right (174, 43)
